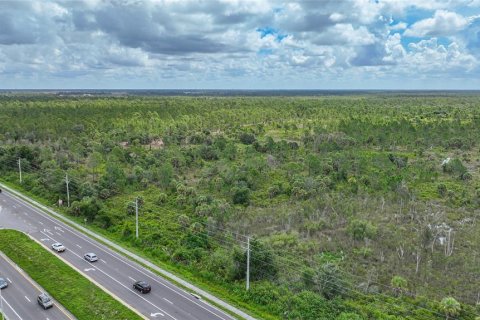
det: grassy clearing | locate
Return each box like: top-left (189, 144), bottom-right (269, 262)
top-left (0, 229), bottom-right (142, 320)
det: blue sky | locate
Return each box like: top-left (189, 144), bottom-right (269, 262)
top-left (1, 0), bottom-right (480, 89)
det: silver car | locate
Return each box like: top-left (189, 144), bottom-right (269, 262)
top-left (37, 293), bottom-right (54, 309)
top-left (0, 277), bottom-right (8, 289)
top-left (84, 253), bottom-right (98, 262)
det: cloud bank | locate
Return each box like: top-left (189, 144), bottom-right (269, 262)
top-left (0, 0), bottom-right (479, 89)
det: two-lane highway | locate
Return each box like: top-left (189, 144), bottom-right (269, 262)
top-left (0, 253), bottom-right (73, 320)
top-left (0, 189), bottom-right (236, 320)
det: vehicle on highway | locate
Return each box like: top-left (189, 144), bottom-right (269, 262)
top-left (84, 252), bottom-right (98, 262)
top-left (133, 280), bottom-right (151, 294)
top-left (37, 293), bottom-right (54, 309)
top-left (0, 277), bottom-right (8, 289)
top-left (51, 242), bottom-right (66, 252)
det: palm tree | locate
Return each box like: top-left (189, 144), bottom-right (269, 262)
top-left (391, 275), bottom-right (408, 297)
top-left (440, 297), bottom-right (461, 320)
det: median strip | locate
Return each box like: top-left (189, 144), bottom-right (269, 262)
top-left (0, 229), bottom-right (143, 320)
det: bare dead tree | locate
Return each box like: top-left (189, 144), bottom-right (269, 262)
top-left (444, 229), bottom-right (455, 257)
top-left (415, 249), bottom-right (421, 274)
top-left (397, 243), bottom-right (405, 259)
top-left (365, 267), bottom-right (378, 292)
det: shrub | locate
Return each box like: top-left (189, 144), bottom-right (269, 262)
top-left (315, 263), bottom-right (346, 299)
top-left (156, 192), bottom-right (168, 204)
top-left (437, 184), bottom-right (447, 197)
top-left (388, 153), bottom-right (408, 168)
top-left (348, 219), bottom-right (377, 241)
top-left (391, 275), bottom-right (408, 296)
top-left (442, 158), bottom-right (467, 178)
top-left (268, 185), bottom-right (281, 198)
top-left (239, 132), bottom-right (256, 145)
top-left (440, 297), bottom-right (461, 320)
top-left (199, 145), bottom-right (218, 161)
top-left (232, 186), bottom-right (251, 205)
top-left (337, 312), bottom-right (364, 320)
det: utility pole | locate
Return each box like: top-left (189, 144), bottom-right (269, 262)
top-left (18, 158), bottom-right (22, 183)
top-left (65, 173), bottom-right (70, 207)
top-left (135, 197), bottom-right (139, 239)
top-left (246, 236), bottom-right (250, 291)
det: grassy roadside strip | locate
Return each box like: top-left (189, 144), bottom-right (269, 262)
top-left (0, 229), bottom-right (143, 320)
top-left (0, 179), bottom-right (273, 320)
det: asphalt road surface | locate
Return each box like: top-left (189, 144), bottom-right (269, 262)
top-left (0, 190), bottom-right (236, 320)
top-left (0, 253), bottom-right (73, 320)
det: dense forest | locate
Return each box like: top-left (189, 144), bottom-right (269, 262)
top-left (1, 94), bottom-right (480, 319)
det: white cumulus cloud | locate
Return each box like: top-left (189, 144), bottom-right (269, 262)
top-left (404, 10), bottom-right (469, 37)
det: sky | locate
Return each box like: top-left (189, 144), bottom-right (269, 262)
top-left (1, 0), bottom-right (480, 90)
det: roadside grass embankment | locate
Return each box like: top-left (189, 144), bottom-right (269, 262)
top-left (0, 229), bottom-right (143, 320)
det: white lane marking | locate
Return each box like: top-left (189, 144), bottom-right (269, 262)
top-left (62, 230), bottom-right (231, 319)
top-left (13, 197), bottom-right (232, 320)
top-left (84, 268), bottom-right (95, 272)
top-left (150, 312), bottom-right (164, 317)
top-left (76, 244), bottom-right (82, 249)
top-left (7, 277), bottom-right (12, 283)
top-left (38, 231), bottom-right (178, 320)
top-left (12, 205), bottom-right (16, 208)
top-left (54, 226), bottom-right (64, 233)
top-left (40, 238), bottom-right (50, 242)
top-left (38, 221), bottom-right (44, 225)
top-left (55, 232), bottom-right (61, 236)
top-left (1, 295), bottom-right (24, 320)
top-left (163, 298), bottom-right (173, 305)
top-left (7, 194), bottom-right (232, 320)
top-left (100, 259), bottom-right (107, 264)
top-left (25, 295), bottom-right (31, 302)
top-left (23, 212), bottom-right (28, 216)
top-left (1, 248), bottom-right (75, 320)
top-left (128, 276), bottom-right (136, 282)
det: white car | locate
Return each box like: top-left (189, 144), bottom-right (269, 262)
top-left (84, 253), bottom-right (98, 262)
top-left (51, 243), bottom-right (66, 252)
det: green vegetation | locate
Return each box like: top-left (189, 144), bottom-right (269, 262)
top-left (1, 94), bottom-right (480, 319)
top-left (0, 229), bottom-right (141, 320)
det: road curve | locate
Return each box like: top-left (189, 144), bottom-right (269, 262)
top-left (0, 188), bottom-right (238, 320)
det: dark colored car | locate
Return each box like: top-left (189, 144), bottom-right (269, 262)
top-left (133, 280), bottom-right (151, 294)
top-left (37, 293), bottom-right (54, 309)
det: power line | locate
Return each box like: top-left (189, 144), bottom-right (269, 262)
top-left (1, 158), bottom-right (479, 318)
